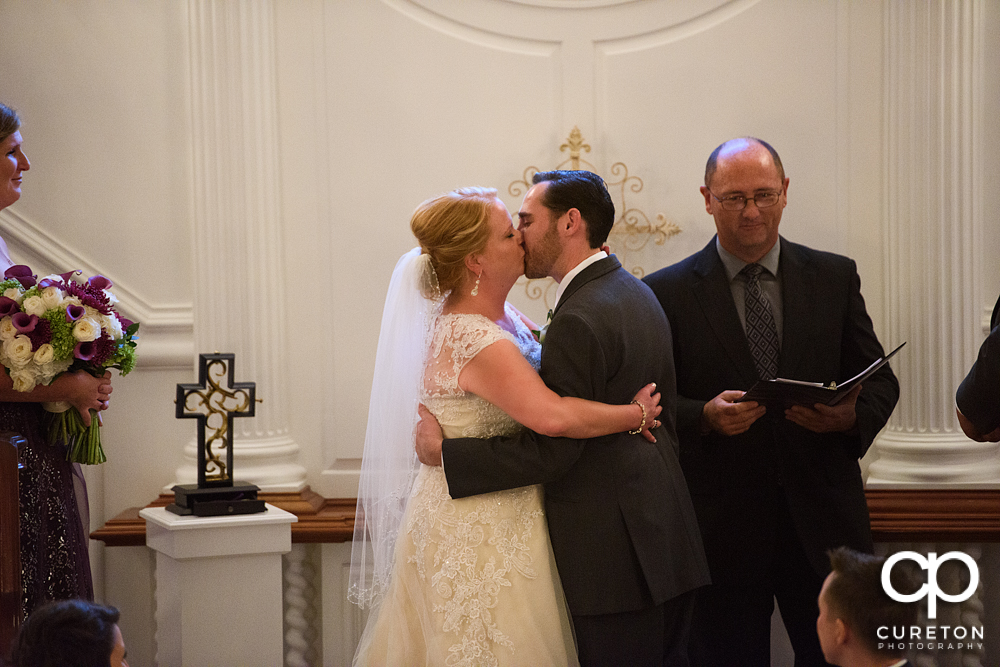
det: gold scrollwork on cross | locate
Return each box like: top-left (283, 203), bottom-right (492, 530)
top-left (176, 353), bottom-right (257, 487)
top-left (509, 127), bottom-right (682, 307)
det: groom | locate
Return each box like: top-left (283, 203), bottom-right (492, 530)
top-left (415, 170), bottom-right (709, 666)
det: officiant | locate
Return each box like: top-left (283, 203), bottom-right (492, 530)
top-left (643, 137), bottom-right (899, 666)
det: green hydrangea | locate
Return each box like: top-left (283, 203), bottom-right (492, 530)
top-left (40, 309), bottom-right (77, 361)
top-left (110, 342), bottom-right (136, 376)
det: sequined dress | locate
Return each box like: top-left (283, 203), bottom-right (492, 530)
top-left (4, 401), bottom-right (93, 616)
top-left (354, 304), bottom-right (578, 667)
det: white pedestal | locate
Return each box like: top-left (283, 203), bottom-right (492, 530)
top-left (141, 504), bottom-right (297, 667)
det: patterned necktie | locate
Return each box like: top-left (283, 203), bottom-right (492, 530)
top-left (741, 263), bottom-right (780, 380)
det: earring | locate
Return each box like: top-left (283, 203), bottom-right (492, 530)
top-left (471, 272), bottom-right (481, 297)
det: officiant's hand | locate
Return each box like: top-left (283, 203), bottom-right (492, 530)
top-left (785, 384), bottom-right (861, 433)
top-left (415, 403), bottom-right (444, 466)
top-left (701, 390), bottom-right (765, 436)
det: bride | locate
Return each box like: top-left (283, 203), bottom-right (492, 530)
top-left (350, 187), bottom-right (660, 666)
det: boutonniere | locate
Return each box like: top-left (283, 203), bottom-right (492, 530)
top-left (531, 309), bottom-right (553, 344)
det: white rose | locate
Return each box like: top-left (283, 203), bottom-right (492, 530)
top-left (102, 314), bottom-right (124, 340)
top-left (40, 285), bottom-right (64, 310)
top-left (64, 296), bottom-right (82, 307)
top-left (4, 335), bottom-right (35, 368)
top-left (104, 289), bottom-right (119, 305)
top-left (33, 343), bottom-right (55, 365)
top-left (72, 317), bottom-right (101, 342)
top-left (10, 368), bottom-right (37, 393)
top-left (3, 287), bottom-right (23, 304)
top-left (0, 316), bottom-right (16, 341)
top-left (22, 295), bottom-right (46, 317)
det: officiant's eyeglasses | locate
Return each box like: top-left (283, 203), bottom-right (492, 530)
top-left (708, 189), bottom-right (783, 211)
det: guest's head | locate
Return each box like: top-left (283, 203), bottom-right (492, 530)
top-left (700, 137), bottom-right (787, 264)
top-left (7, 599), bottom-right (128, 667)
top-left (816, 547), bottom-right (918, 667)
top-left (0, 102), bottom-right (30, 211)
top-left (410, 187), bottom-right (521, 300)
top-left (516, 170), bottom-right (614, 281)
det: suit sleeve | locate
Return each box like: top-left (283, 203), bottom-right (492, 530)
top-left (956, 311), bottom-right (1000, 435)
top-left (842, 264), bottom-right (900, 458)
top-left (441, 310), bottom-right (602, 500)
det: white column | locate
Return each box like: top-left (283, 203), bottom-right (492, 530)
top-left (174, 0), bottom-right (307, 491)
top-left (142, 505), bottom-right (297, 667)
top-left (867, 0), bottom-right (1000, 485)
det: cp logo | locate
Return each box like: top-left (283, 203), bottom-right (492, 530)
top-left (882, 551), bottom-right (979, 619)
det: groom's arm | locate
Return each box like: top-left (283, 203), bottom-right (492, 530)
top-left (432, 310), bottom-right (605, 499)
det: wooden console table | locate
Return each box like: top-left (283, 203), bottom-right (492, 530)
top-left (92, 488), bottom-right (1000, 546)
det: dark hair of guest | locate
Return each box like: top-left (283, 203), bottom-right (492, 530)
top-left (6, 599), bottom-right (120, 667)
top-left (825, 546), bottom-right (919, 659)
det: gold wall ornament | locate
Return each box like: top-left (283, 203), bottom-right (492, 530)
top-left (508, 127), bottom-right (682, 306)
top-left (560, 126), bottom-right (592, 170)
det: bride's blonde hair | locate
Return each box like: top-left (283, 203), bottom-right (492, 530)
top-left (410, 187), bottom-right (499, 297)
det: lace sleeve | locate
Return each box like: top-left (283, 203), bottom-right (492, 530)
top-left (424, 314), bottom-right (509, 397)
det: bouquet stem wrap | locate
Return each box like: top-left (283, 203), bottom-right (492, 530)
top-left (42, 400), bottom-right (105, 465)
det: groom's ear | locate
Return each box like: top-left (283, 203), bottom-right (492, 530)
top-left (563, 208), bottom-right (585, 238)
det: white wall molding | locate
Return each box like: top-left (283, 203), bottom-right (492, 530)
top-left (0, 208), bottom-right (193, 369)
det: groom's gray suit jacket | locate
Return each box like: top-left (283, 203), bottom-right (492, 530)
top-left (442, 256), bottom-right (710, 616)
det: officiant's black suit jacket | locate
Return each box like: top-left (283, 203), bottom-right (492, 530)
top-left (442, 256), bottom-right (710, 616)
top-left (642, 236), bottom-right (899, 583)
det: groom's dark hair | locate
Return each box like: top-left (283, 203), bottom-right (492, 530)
top-left (532, 170), bottom-right (615, 248)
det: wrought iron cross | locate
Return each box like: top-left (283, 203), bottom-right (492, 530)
top-left (176, 353), bottom-right (257, 488)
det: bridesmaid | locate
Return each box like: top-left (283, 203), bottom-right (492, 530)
top-left (0, 102), bottom-right (112, 615)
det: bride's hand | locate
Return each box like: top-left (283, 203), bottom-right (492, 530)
top-left (631, 383), bottom-right (662, 443)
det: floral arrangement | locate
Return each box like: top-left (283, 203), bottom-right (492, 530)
top-left (0, 265), bottom-right (138, 464)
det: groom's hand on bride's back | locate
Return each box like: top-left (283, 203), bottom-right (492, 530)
top-left (415, 404), bottom-right (444, 466)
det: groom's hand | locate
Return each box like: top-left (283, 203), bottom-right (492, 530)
top-left (415, 404), bottom-right (444, 466)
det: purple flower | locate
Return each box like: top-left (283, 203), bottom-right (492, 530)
top-left (59, 270), bottom-right (81, 282)
top-left (37, 277), bottom-right (63, 290)
top-left (66, 304), bottom-right (86, 321)
top-left (88, 275), bottom-right (113, 290)
top-left (4, 265), bottom-right (36, 289)
top-left (74, 340), bottom-right (96, 361)
top-left (11, 312), bottom-right (38, 333)
top-left (0, 297), bottom-right (19, 318)
top-left (26, 319), bottom-right (51, 351)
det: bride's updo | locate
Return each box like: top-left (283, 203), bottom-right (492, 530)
top-left (410, 187), bottom-right (499, 298)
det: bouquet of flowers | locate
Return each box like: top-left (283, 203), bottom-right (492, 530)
top-left (0, 265), bottom-right (138, 464)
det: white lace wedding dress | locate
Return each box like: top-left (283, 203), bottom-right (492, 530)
top-left (354, 304), bottom-right (578, 667)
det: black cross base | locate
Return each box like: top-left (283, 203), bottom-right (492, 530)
top-left (166, 482), bottom-right (266, 517)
